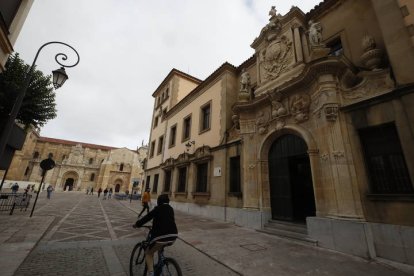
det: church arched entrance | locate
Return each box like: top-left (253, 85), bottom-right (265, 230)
top-left (64, 178), bottom-right (75, 191)
top-left (115, 184), bottom-right (120, 193)
top-left (268, 134), bottom-right (316, 222)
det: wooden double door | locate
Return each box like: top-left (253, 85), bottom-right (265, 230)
top-left (268, 134), bottom-right (316, 222)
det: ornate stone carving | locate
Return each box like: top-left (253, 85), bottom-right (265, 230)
top-left (360, 35), bottom-right (383, 70)
top-left (232, 114), bottom-right (240, 130)
top-left (324, 104), bottom-right (339, 122)
top-left (341, 69), bottom-right (395, 104)
top-left (238, 68), bottom-right (251, 102)
top-left (271, 93), bottom-right (288, 118)
top-left (308, 20), bottom-right (323, 46)
top-left (290, 94), bottom-right (310, 123)
top-left (332, 151), bottom-right (345, 159)
top-left (260, 35), bottom-right (293, 81)
top-left (320, 153), bottom-right (329, 161)
top-left (256, 111), bottom-right (269, 135)
top-left (260, 6), bottom-right (283, 41)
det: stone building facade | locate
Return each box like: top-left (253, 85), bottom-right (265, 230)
top-left (145, 0), bottom-right (414, 266)
top-left (0, 0), bottom-right (33, 72)
top-left (3, 129), bottom-right (147, 193)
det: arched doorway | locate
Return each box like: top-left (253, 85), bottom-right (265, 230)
top-left (115, 184), bottom-right (121, 193)
top-left (64, 178), bottom-right (75, 191)
top-left (268, 134), bottom-right (316, 223)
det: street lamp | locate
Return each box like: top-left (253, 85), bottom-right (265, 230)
top-left (0, 41), bottom-right (80, 176)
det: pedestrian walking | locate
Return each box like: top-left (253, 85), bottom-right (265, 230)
top-left (90, 187), bottom-right (94, 195)
top-left (46, 185), bottom-right (54, 199)
top-left (98, 188), bottom-right (102, 198)
top-left (11, 182), bottom-right (19, 193)
top-left (103, 188), bottom-right (108, 200)
top-left (138, 188), bottom-right (151, 218)
top-left (86, 187), bottom-right (90, 195)
top-left (108, 188), bottom-right (112, 199)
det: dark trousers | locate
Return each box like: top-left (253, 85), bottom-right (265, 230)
top-left (138, 202), bottom-right (150, 217)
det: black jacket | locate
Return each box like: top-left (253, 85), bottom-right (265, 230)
top-left (135, 203), bottom-right (178, 243)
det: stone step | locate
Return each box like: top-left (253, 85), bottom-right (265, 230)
top-left (258, 220), bottom-right (318, 246)
top-left (264, 220), bottom-right (308, 234)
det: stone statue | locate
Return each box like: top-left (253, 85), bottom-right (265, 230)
top-left (269, 6), bottom-right (277, 17)
top-left (240, 68), bottom-right (250, 92)
top-left (308, 20), bottom-right (323, 46)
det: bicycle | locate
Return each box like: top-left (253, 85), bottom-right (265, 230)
top-left (130, 225), bottom-right (182, 276)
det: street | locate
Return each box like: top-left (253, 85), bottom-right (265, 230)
top-left (12, 192), bottom-right (238, 276)
top-left (0, 191), bottom-right (410, 276)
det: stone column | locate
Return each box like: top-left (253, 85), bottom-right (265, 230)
top-left (240, 120), bottom-right (260, 210)
top-left (293, 25), bottom-right (304, 63)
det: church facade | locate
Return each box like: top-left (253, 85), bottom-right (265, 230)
top-left (3, 129), bottom-right (147, 193)
top-left (145, 0), bottom-right (414, 266)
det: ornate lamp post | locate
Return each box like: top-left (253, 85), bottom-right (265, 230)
top-left (0, 42), bottom-right (80, 187)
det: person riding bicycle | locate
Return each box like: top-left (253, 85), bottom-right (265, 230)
top-left (133, 194), bottom-right (178, 276)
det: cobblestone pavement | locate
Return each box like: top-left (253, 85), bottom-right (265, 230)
top-left (13, 192), bottom-right (238, 276)
top-left (3, 191), bottom-right (412, 276)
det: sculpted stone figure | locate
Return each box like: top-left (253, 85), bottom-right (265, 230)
top-left (269, 6), bottom-right (277, 17)
top-left (308, 20), bottom-right (323, 46)
top-left (240, 68), bottom-right (250, 92)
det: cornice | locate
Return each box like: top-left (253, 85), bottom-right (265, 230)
top-left (164, 62), bottom-right (237, 119)
top-left (233, 56), bottom-right (356, 113)
top-left (152, 68), bottom-right (202, 97)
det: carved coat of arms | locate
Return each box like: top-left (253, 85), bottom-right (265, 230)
top-left (260, 35), bottom-right (293, 81)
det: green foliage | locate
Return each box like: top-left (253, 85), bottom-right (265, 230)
top-left (0, 53), bottom-right (57, 129)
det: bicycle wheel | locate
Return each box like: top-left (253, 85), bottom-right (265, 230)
top-left (130, 242), bottom-right (147, 276)
top-left (158, 257), bottom-right (182, 276)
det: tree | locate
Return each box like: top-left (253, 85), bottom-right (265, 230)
top-left (0, 53), bottom-right (57, 129)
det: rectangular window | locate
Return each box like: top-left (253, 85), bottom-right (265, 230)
top-left (200, 103), bottom-right (211, 132)
top-left (153, 174), bottom-right (159, 193)
top-left (150, 141), bottom-right (155, 157)
top-left (169, 125), bottom-right (177, 147)
top-left (145, 175), bottom-right (151, 190)
top-left (196, 163), bottom-right (208, 192)
top-left (157, 136), bottom-right (164, 155)
top-left (164, 170), bottom-right (172, 192)
top-left (327, 37), bottom-right (343, 57)
top-left (153, 116), bottom-right (159, 128)
top-left (177, 167), bottom-right (187, 192)
top-left (183, 115), bottom-right (192, 141)
top-left (359, 123), bottom-right (413, 194)
top-left (162, 108), bottom-right (168, 121)
top-left (229, 156), bottom-right (241, 193)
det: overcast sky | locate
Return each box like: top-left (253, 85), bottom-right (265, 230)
top-left (14, 0), bottom-right (322, 150)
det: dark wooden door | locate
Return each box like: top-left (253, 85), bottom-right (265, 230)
top-left (268, 135), bottom-right (314, 222)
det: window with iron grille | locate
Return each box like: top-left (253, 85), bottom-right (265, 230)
top-left (200, 103), bottom-right (211, 132)
top-left (153, 174), bottom-right (159, 193)
top-left (183, 115), bottom-right (191, 141)
top-left (164, 170), bottom-right (172, 192)
top-left (157, 136), bottom-right (164, 155)
top-left (359, 123), bottom-right (413, 194)
top-left (169, 125), bottom-right (177, 147)
top-left (145, 175), bottom-right (151, 190)
top-left (196, 163), bottom-right (208, 192)
top-left (229, 156), bottom-right (241, 193)
top-left (150, 141), bottom-right (155, 157)
top-left (177, 167), bottom-right (187, 192)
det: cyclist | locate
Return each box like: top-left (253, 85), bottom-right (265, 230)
top-left (133, 194), bottom-right (178, 276)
